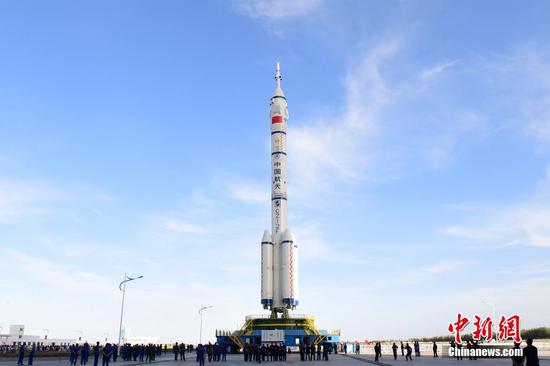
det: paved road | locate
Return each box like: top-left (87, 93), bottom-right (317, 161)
top-left (0, 355), bottom-right (175, 366)
top-left (2, 353), bottom-right (550, 366)
top-left (342, 353), bottom-right (550, 366)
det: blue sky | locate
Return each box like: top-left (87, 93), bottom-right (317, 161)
top-left (1, 0), bottom-right (550, 343)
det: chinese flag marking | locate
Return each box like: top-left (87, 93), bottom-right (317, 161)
top-left (272, 115), bottom-right (283, 123)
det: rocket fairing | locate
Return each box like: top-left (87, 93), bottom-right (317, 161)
top-left (260, 63), bottom-right (299, 312)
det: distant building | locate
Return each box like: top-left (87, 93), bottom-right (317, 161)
top-left (0, 324), bottom-right (74, 346)
top-left (126, 337), bottom-right (159, 345)
top-left (121, 328), bottom-right (159, 345)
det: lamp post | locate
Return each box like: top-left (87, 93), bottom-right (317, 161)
top-left (76, 330), bottom-right (83, 343)
top-left (198, 305), bottom-right (213, 344)
top-left (118, 274), bottom-right (143, 346)
top-left (482, 300), bottom-right (496, 339)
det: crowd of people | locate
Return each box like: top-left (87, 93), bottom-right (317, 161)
top-left (297, 343), bottom-right (332, 361)
top-left (171, 343), bottom-right (192, 361)
top-left (119, 343), bottom-right (167, 362)
top-left (194, 343), bottom-right (227, 366)
top-left (1, 344), bottom-right (70, 354)
top-left (9, 342), bottom-right (170, 366)
top-left (241, 344), bottom-right (286, 362)
top-left (348, 338), bottom-right (541, 366)
top-left (5, 338), bottom-right (544, 365)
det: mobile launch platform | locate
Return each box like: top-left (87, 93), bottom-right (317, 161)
top-left (216, 314), bottom-right (340, 351)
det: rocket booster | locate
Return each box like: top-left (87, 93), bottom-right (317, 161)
top-left (261, 63), bottom-right (299, 312)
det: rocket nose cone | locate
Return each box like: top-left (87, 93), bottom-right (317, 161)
top-left (262, 230), bottom-right (273, 243)
top-left (290, 231), bottom-right (296, 243)
top-left (281, 229), bottom-right (293, 242)
top-left (272, 86), bottom-right (285, 98)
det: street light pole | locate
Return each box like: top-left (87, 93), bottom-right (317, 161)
top-left (482, 300), bottom-right (496, 339)
top-left (118, 274), bottom-right (143, 346)
top-left (76, 330), bottom-right (83, 343)
top-left (198, 305), bottom-right (213, 344)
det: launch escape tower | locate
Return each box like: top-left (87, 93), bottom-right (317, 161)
top-left (215, 64), bottom-right (340, 350)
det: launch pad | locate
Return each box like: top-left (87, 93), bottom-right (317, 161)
top-left (216, 314), bottom-right (340, 351)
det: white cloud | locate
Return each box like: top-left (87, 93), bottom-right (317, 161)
top-left (333, 257), bottom-right (370, 265)
top-left (423, 260), bottom-right (471, 274)
top-left (0, 246), bottom-right (112, 292)
top-left (497, 262), bottom-right (550, 275)
top-left (190, 190), bottom-right (214, 206)
top-left (292, 221), bottom-right (330, 259)
top-left (0, 180), bottom-right (64, 223)
top-left (0, 246), bottom-right (260, 344)
top-left (163, 219), bottom-right (206, 234)
top-left (440, 225), bottom-right (508, 242)
top-left (420, 59), bottom-right (461, 80)
top-left (38, 237), bottom-right (100, 258)
top-left (479, 45), bottom-right (550, 146)
top-left (441, 209), bottom-right (550, 249)
top-left (517, 208), bottom-right (550, 247)
top-left (446, 203), bottom-right (478, 212)
top-left (0, 179), bottom-right (112, 224)
top-left (287, 39), bottom-right (486, 203)
top-left (288, 39), bottom-right (399, 196)
top-left (229, 183), bottom-right (269, 205)
top-left (441, 168), bottom-right (550, 248)
top-left (235, 0), bottom-right (323, 19)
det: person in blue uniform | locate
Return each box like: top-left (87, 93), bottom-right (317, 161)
top-left (112, 344), bottom-right (118, 362)
top-left (102, 343), bottom-right (113, 366)
top-left (81, 342), bottom-right (90, 365)
top-left (139, 345), bottom-right (145, 362)
top-left (196, 344), bottom-right (205, 366)
top-left (92, 342), bottom-right (100, 366)
top-left (69, 344), bottom-right (74, 365)
top-left (173, 343), bottom-right (179, 361)
top-left (71, 344), bottom-right (80, 365)
top-left (17, 343), bottom-right (26, 365)
top-left (28, 344), bottom-right (36, 366)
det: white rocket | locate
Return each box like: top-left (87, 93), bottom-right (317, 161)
top-left (261, 63), bottom-right (299, 313)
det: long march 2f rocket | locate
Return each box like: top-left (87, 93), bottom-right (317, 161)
top-left (261, 63), bottom-right (299, 315)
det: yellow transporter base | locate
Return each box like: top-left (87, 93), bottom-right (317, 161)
top-left (216, 314), bottom-right (341, 351)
